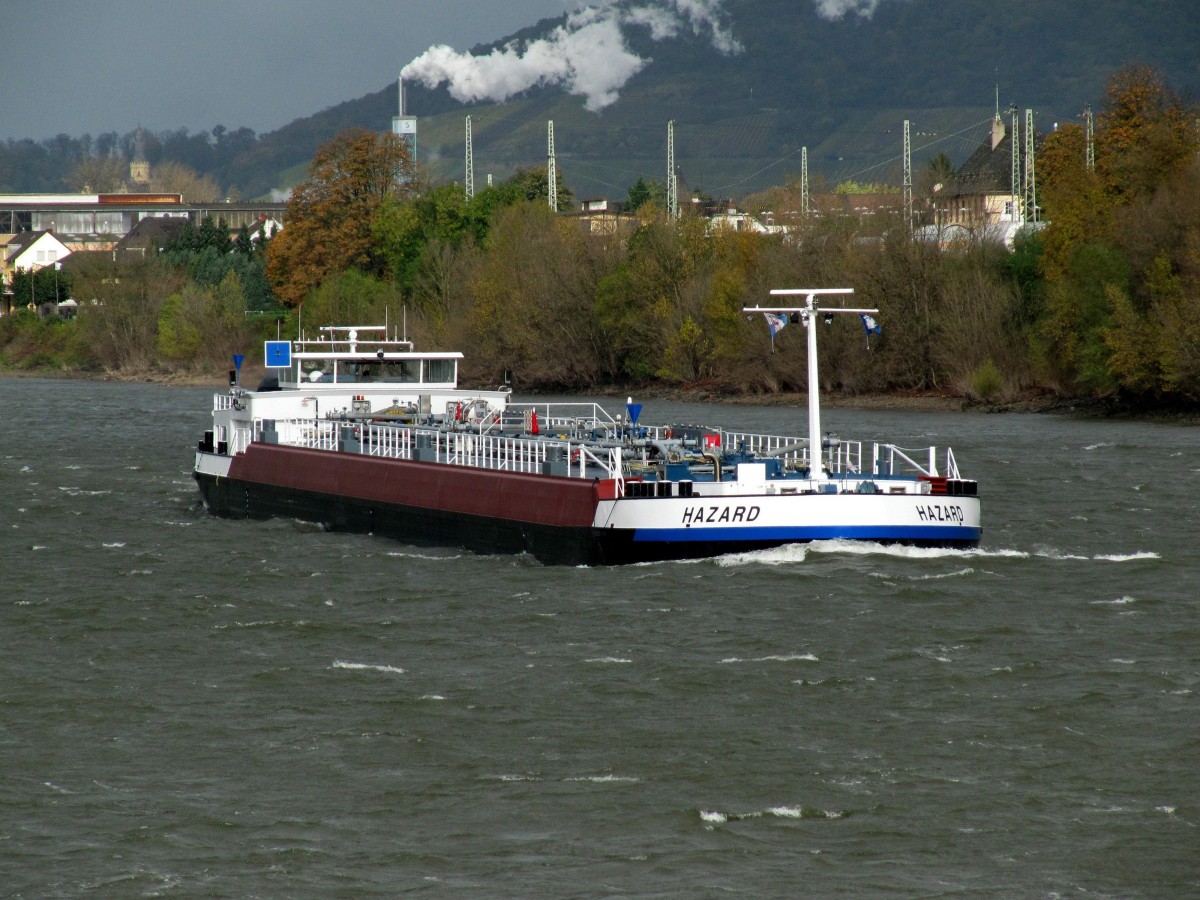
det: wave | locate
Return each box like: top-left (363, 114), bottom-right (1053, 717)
top-left (700, 805), bottom-right (847, 825)
top-left (330, 660), bottom-right (405, 675)
top-left (383, 550), bottom-right (464, 561)
top-left (719, 540), bottom-right (1160, 566)
top-left (1094, 551), bottom-right (1160, 562)
top-left (584, 656), bottom-right (632, 664)
top-left (720, 653), bottom-right (819, 664)
top-left (908, 567), bottom-right (976, 580)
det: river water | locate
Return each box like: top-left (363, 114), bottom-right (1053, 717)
top-left (2, 377), bottom-right (1196, 897)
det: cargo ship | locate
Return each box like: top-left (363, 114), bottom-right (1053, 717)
top-left (193, 289), bottom-right (981, 564)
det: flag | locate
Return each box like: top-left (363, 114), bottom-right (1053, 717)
top-left (764, 312), bottom-right (787, 352)
top-left (860, 313), bottom-right (881, 349)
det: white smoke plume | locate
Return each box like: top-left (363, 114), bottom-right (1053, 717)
top-left (401, 1), bottom-right (741, 112)
top-left (813, 0), bottom-right (884, 20)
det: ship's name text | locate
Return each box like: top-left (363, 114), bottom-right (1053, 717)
top-left (916, 503), bottom-right (966, 523)
top-left (681, 505), bottom-right (761, 525)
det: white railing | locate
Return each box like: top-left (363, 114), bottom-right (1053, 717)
top-left (720, 430), bottom-right (865, 475)
top-left (261, 417), bottom-right (624, 481)
top-left (245, 411), bottom-right (962, 488)
top-left (944, 447), bottom-right (961, 480)
top-left (874, 443), bottom-right (938, 478)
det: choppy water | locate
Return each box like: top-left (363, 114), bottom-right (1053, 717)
top-left (2, 377), bottom-right (1197, 897)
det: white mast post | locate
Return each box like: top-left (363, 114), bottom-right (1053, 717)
top-left (744, 289), bottom-right (875, 481)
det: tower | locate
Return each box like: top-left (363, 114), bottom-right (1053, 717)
top-left (129, 126), bottom-right (151, 187)
top-left (1024, 108), bottom-right (1037, 223)
top-left (1010, 106), bottom-right (1022, 222)
top-left (547, 120), bottom-right (557, 212)
top-left (465, 115), bottom-right (474, 202)
top-left (902, 119), bottom-right (912, 233)
top-left (1083, 105), bottom-right (1095, 172)
top-left (800, 146), bottom-right (810, 218)
top-left (666, 120), bottom-right (678, 220)
top-left (392, 76), bottom-right (417, 160)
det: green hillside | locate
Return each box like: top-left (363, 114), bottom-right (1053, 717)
top-left (2, 0), bottom-right (1196, 201)
top-left (227, 0), bottom-right (1200, 199)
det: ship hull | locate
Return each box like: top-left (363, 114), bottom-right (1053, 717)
top-left (195, 444), bottom-right (981, 566)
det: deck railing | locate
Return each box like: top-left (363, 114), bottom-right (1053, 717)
top-left (258, 417), bottom-right (624, 483)
top-left (242, 403), bottom-right (963, 489)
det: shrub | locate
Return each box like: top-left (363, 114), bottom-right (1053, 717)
top-left (969, 359), bottom-right (1004, 401)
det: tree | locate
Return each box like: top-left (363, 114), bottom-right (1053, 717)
top-left (266, 128), bottom-right (417, 306)
top-left (626, 177), bottom-right (652, 212)
top-left (72, 255), bottom-right (185, 371)
top-left (64, 156), bottom-right (127, 192)
top-left (917, 151), bottom-right (955, 197)
top-left (1095, 65), bottom-right (1199, 205)
top-left (156, 270), bottom-right (252, 367)
top-left (467, 202), bottom-right (608, 387)
top-left (10, 267), bottom-right (70, 308)
top-left (150, 160), bottom-right (222, 202)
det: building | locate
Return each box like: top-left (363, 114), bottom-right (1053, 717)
top-left (924, 113), bottom-right (1041, 248)
top-left (1, 230), bottom-right (73, 316)
top-left (1, 194), bottom-right (287, 316)
top-left (707, 207), bottom-right (787, 235)
top-left (572, 198), bottom-right (637, 237)
top-left (0, 193), bottom-right (287, 253)
top-left (129, 127), bottom-right (152, 188)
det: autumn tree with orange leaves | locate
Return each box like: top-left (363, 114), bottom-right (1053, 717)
top-left (1036, 64), bottom-right (1200, 399)
top-left (266, 128), bottom-right (417, 307)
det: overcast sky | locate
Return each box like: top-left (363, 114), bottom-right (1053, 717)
top-left (2, 0), bottom-right (575, 142)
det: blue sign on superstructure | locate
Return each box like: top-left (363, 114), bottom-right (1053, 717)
top-left (264, 341), bottom-right (292, 368)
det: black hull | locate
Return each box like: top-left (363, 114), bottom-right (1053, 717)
top-left (196, 472), bottom-right (978, 566)
top-left (195, 471), bottom-right (601, 566)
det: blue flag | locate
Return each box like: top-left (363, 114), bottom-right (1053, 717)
top-left (764, 312), bottom-right (788, 352)
top-left (860, 313), bottom-right (881, 349)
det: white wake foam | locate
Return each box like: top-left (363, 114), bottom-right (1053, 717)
top-left (718, 540), bottom-right (1160, 566)
top-left (331, 660), bottom-right (405, 675)
top-left (699, 805), bottom-right (846, 826)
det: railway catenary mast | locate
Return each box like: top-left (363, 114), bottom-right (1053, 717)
top-left (464, 115), bottom-right (474, 201)
top-left (1024, 108), bottom-right (1037, 222)
top-left (666, 120), bottom-right (678, 220)
top-left (902, 120), bottom-right (913, 233)
top-left (547, 120), bottom-right (557, 212)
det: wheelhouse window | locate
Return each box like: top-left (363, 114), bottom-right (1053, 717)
top-left (340, 360), bottom-right (420, 382)
top-left (424, 359), bottom-right (455, 384)
top-left (300, 359), bottom-right (332, 382)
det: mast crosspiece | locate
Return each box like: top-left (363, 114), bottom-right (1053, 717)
top-left (744, 289), bottom-right (876, 481)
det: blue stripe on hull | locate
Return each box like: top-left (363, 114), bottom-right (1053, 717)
top-left (632, 525), bottom-right (982, 543)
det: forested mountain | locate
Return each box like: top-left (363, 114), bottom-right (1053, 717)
top-left (2, 0), bottom-right (1196, 201)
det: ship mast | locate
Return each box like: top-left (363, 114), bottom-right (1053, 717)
top-left (744, 289), bottom-right (875, 480)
